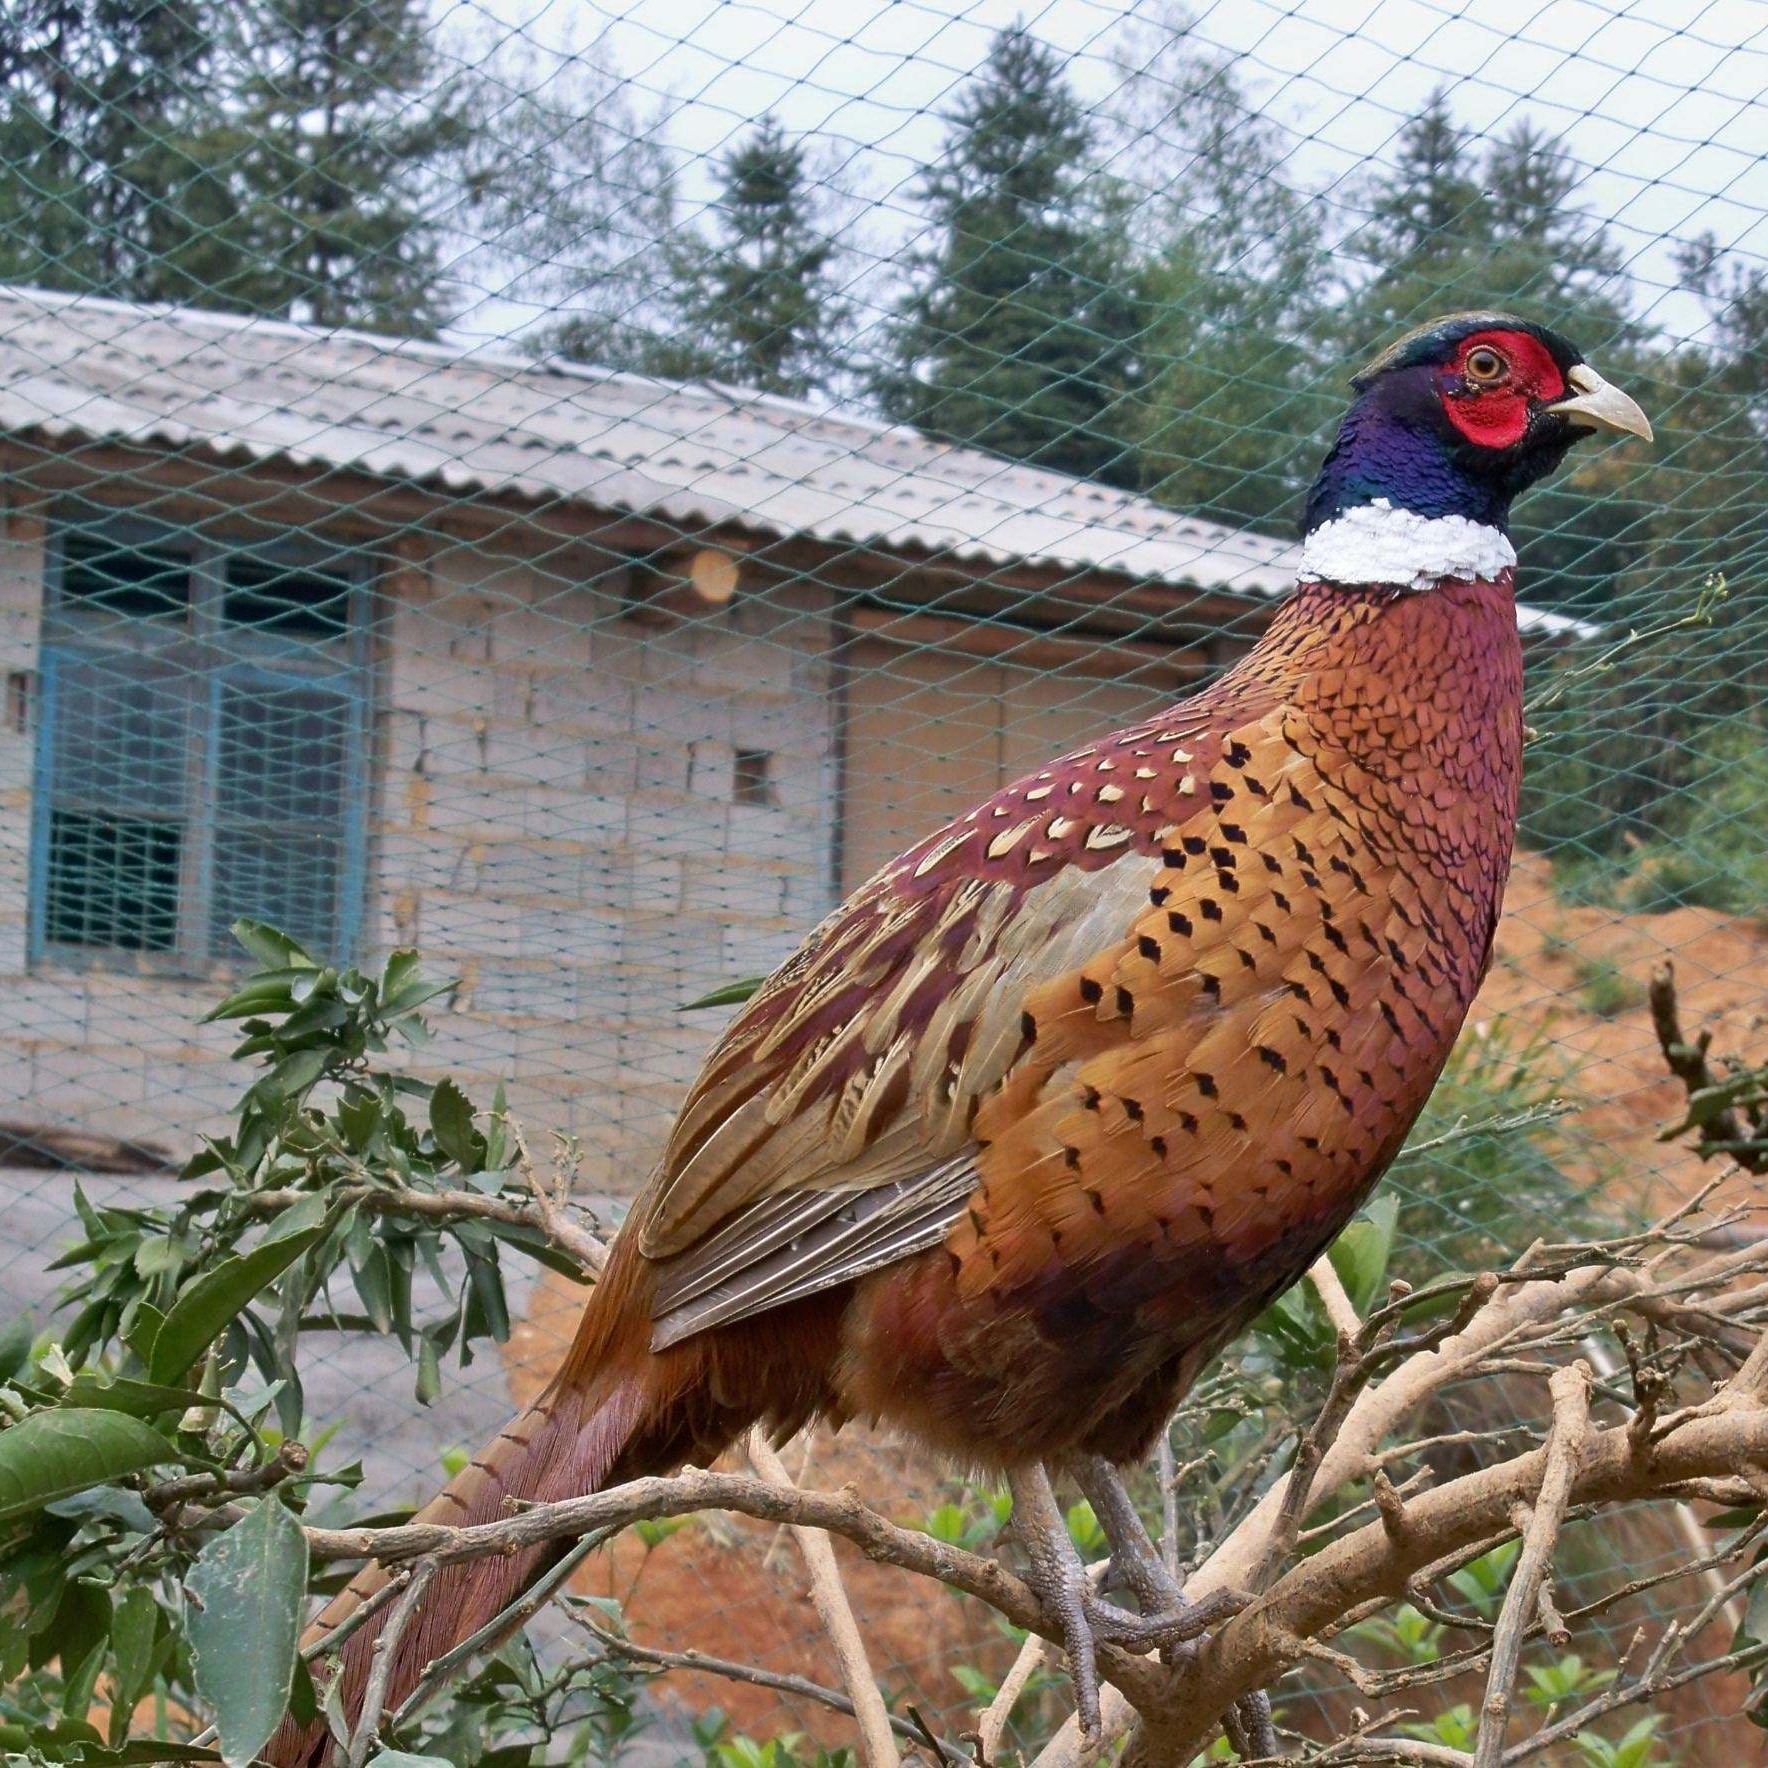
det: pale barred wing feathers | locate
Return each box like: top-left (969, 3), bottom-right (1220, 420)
top-left (650, 1155), bottom-right (979, 1348)
top-left (637, 685), bottom-right (1281, 1347)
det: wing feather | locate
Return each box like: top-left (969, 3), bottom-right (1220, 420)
top-left (631, 682), bottom-right (1284, 1341)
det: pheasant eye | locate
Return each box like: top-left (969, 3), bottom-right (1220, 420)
top-left (1464, 347), bottom-right (1507, 385)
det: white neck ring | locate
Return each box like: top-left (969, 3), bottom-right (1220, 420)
top-left (1301, 498), bottom-right (1516, 593)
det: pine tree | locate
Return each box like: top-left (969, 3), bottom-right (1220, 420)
top-left (1355, 90), bottom-right (1490, 308)
top-left (875, 25), bottom-right (1139, 485)
top-left (224, 0), bottom-right (468, 333)
top-left (1108, 18), bottom-right (1328, 529)
top-left (660, 116), bottom-right (845, 396)
top-left (0, 0), bottom-right (245, 301)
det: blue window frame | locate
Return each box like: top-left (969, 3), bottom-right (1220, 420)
top-left (30, 504), bottom-right (373, 970)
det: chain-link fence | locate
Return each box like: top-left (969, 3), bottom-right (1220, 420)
top-left (1, 0), bottom-right (1765, 1760)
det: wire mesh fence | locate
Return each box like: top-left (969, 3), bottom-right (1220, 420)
top-left (1, 0), bottom-right (1766, 1761)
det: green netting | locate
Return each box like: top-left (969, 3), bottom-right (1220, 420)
top-left (0, 0), bottom-right (1765, 1760)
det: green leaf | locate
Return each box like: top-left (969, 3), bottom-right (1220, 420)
top-left (0, 1410), bottom-right (179, 1523)
top-left (288, 1653), bottom-right (318, 1727)
top-left (415, 1333), bottom-right (442, 1406)
top-left (111, 1585), bottom-right (160, 1715)
top-left (381, 951), bottom-right (451, 1019)
top-left (148, 1221), bottom-right (327, 1385)
top-left (60, 1374), bottom-right (211, 1417)
top-left (0, 1313), bottom-right (34, 1382)
top-left (682, 976), bottom-right (765, 1011)
top-left (1202, 1407), bottom-right (1243, 1443)
top-left (124, 1302), bottom-right (166, 1367)
top-left (64, 1631), bottom-right (109, 1721)
top-left (186, 1498), bottom-right (310, 1768)
top-left (231, 921), bottom-right (317, 972)
top-left (259, 1047), bottom-right (330, 1102)
top-left (1328, 1193), bottom-right (1400, 1316)
top-left (338, 1090), bottom-right (382, 1152)
top-left (1742, 1569), bottom-right (1768, 1646)
top-left (350, 1243), bottom-right (396, 1335)
top-left (429, 1078), bottom-right (480, 1170)
top-left (365, 1753), bottom-right (457, 1768)
top-left (202, 969), bottom-right (309, 1023)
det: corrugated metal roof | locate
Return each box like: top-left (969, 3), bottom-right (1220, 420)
top-left (0, 286), bottom-right (1589, 634)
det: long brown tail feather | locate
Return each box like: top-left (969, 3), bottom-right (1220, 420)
top-left (266, 1246), bottom-right (674, 1767)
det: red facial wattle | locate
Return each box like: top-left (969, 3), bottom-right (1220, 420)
top-left (1438, 328), bottom-right (1569, 451)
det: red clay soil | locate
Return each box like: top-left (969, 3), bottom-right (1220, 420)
top-left (495, 852), bottom-right (1768, 1751)
top-left (1474, 849), bottom-right (1768, 1215)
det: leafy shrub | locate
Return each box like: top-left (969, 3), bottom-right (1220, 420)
top-left (1383, 1021), bottom-right (1610, 1281)
top-left (0, 924), bottom-right (620, 1768)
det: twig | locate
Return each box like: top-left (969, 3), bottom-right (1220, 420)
top-left (1471, 1362), bottom-right (1590, 1768)
top-left (143, 1440), bottom-right (310, 1512)
top-left (345, 1557), bottom-right (437, 1768)
top-left (302, 1569), bottom-right (412, 1664)
top-left (241, 1183), bottom-right (607, 1274)
top-left (509, 1119), bottom-right (613, 1273)
top-left (386, 1529), bottom-right (613, 1730)
top-left (977, 1633), bottom-right (1055, 1763)
top-left (572, 1611), bottom-right (928, 1746)
top-left (762, 1431), bottom-right (819, 1573)
top-left (1252, 1324), bottom-right (1378, 1591)
top-left (1157, 1432), bottom-right (1180, 1582)
top-left (1649, 962), bottom-right (1765, 1174)
top-left (1309, 1254), bottom-right (1363, 1340)
top-left (750, 1429), bottom-right (901, 1768)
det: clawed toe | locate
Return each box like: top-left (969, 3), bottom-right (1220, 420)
top-left (1010, 1462), bottom-right (1260, 1746)
top-left (1084, 1584), bottom-right (1248, 1649)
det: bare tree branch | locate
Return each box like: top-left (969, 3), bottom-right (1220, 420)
top-left (749, 1429), bottom-right (901, 1768)
top-left (346, 1557), bottom-right (437, 1768)
top-left (572, 1610), bottom-right (930, 1747)
top-left (242, 1183), bottom-right (608, 1274)
top-left (1471, 1362), bottom-right (1590, 1767)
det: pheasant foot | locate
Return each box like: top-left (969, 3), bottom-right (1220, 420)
top-left (1076, 1455), bottom-right (1273, 1756)
top-left (1073, 1455), bottom-right (1247, 1646)
top-left (1007, 1463), bottom-right (1106, 1741)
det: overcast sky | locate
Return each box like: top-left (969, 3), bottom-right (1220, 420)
top-left (445, 0), bottom-right (1768, 347)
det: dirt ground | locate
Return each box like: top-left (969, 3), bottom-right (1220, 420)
top-left (497, 850), bottom-right (1768, 1752)
top-left (1477, 849), bottom-right (1768, 1213)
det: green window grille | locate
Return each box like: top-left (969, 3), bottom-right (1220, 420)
top-left (29, 507), bottom-right (374, 969)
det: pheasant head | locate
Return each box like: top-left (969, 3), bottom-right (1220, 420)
top-left (1302, 311), bottom-right (1651, 591)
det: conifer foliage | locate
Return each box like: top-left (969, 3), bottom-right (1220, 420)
top-left (875, 26), bottom-right (1140, 485)
top-left (664, 116), bottom-right (846, 397)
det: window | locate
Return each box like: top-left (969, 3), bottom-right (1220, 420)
top-left (732, 749), bottom-right (775, 807)
top-left (31, 507), bottom-right (372, 968)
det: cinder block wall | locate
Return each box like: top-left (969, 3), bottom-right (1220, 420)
top-left (0, 515), bottom-right (839, 1192)
top-left (341, 538), bottom-right (839, 1193)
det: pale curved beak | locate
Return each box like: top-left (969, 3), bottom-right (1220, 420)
top-left (1549, 363), bottom-right (1653, 442)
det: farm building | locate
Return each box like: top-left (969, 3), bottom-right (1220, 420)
top-left (0, 286), bottom-right (1580, 1186)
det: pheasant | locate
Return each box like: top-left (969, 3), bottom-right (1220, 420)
top-left (270, 312), bottom-right (1649, 1761)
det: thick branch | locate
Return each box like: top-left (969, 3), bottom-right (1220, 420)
top-left (1126, 1393), bottom-right (1768, 1760)
top-left (302, 1466), bottom-right (1164, 1704)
